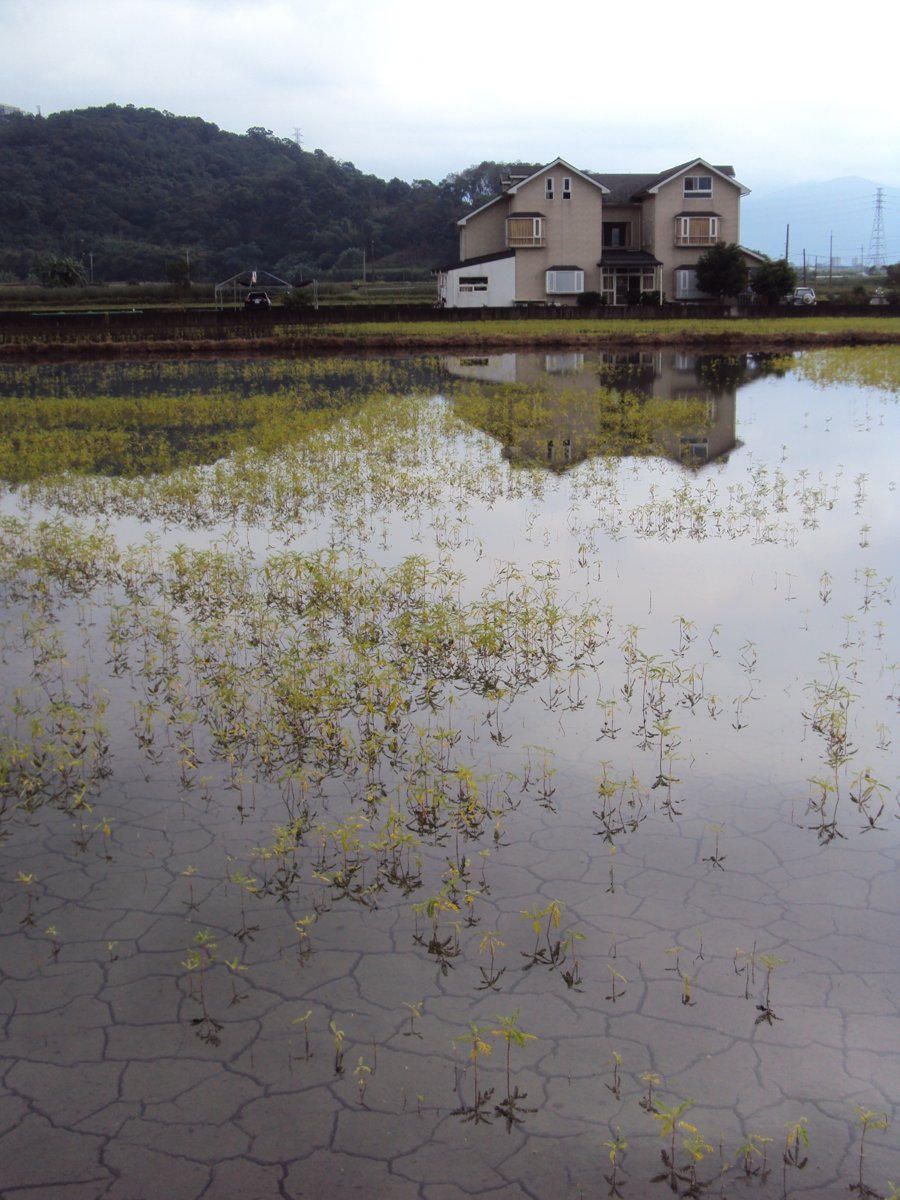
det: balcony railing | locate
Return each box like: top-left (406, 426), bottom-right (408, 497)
top-left (507, 235), bottom-right (546, 247)
top-left (675, 233), bottom-right (719, 247)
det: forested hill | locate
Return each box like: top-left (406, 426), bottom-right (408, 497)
top-left (0, 104), bottom-right (541, 282)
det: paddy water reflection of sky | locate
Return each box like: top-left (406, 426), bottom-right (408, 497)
top-left (0, 347), bottom-right (898, 1200)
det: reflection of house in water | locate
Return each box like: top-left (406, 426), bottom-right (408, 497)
top-left (442, 350), bottom-right (753, 471)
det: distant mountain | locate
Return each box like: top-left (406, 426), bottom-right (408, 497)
top-left (741, 177), bottom-right (899, 269)
top-left (0, 104), bottom-right (541, 282)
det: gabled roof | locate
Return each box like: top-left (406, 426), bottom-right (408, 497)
top-left (592, 160), bottom-right (748, 203)
top-left (457, 157), bottom-right (608, 226)
top-left (434, 249), bottom-right (515, 273)
top-left (637, 158), bottom-right (749, 197)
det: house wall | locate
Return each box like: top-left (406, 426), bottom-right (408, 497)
top-left (511, 170), bottom-right (605, 302)
top-left (442, 255), bottom-right (516, 307)
top-left (460, 204), bottom-right (508, 261)
top-left (649, 172), bottom-right (743, 299)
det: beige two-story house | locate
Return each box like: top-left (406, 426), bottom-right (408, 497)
top-left (436, 156), bottom-right (751, 307)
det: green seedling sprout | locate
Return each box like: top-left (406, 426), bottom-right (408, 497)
top-left (401, 1001), bottom-right (423, 1038)
top-left (604, 1129), bottom-right (628, 1198)
top-left (491, 1009), bottom-right (537, 1129)
top-left (852, 1106), bottom-right (890, 1198)
top-left (680, 972), bottom-right (696, 1007)
top-left (16, 871), bottom-right (38, 927)
top-left (451, 1021), bottom-right (494, 1123)
top-left (294, 913), bottom-right (316, 962)
top-left (605, 1050), bottom-right (622, 1099)
top-left (476, 929), bottom-right (506, 991)
top-left (45, 924), bottom-right (61, 960)
top-left (639, 1071), bottom-right (661, 1113)
top-left (782, 1116), bottom-right (809, 1197)
top-left (737, 1133), bottom-right (772, 1180)
top-left (354, 1056), bottom-right (372, 1106)
top-left (329, 1019), bottom-right (345, 1074)
top-left (181, 927), bottom-right (223, 1045)
top-left (560, 928), bottom-right (585, 990)
top-left (702, 823), bottom-right (726, 869)
top-left (650, 1096), bottom-right (695, 1190)
top-left (606, 963), bottom-right (627, 1003)
top-left (291, 1009), bottom-right (313, 1059)
top-left (756, 953), bottom-right (787, 1025)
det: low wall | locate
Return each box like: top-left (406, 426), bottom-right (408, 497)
top-left (0, 302), bottom-right (896, 344)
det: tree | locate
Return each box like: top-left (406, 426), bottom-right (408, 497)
top-left (694, 242), bottom-right (748, 301)
top-left (886, 262), bottom-right (900, 292)
top-left (36, 254), bottom-right (87, 287)
top-left (166, 257), bottom-right (192, 288)
top-left (750, 258), bottom-right (796, 305)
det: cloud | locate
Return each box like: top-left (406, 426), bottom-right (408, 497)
top-left (2, 0), bottom-right (898, 188)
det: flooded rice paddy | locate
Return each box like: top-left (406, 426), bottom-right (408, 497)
top-left (0, 347), bottom-right (897, 1199)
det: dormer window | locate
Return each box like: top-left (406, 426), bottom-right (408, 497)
top-left (545, 178), bottom-right (555, 200)
top-left (683, 175), bottom-right (713, 197)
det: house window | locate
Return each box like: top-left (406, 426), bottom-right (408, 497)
top-left (545, 178), bottom-right (554, 200)
top-left (458, 276), bottom-right (488, 292)
top-left (507, 216), bottom-right (545, 247)
top-left (562, 177), bottom-right (572, 199)
top-left (546, 269), bottom-right (584, 294)
top-left (675, 216), bottom-right (719, 246)
top-left (683, 175), bottom-right (713, 197)
top-left (603, 222), bottom-right (630, 247)
top-left (675, 268), bottom-right (706, 299)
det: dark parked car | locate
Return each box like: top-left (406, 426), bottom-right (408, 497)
top-left (244, 291), bottom-right (272, 309)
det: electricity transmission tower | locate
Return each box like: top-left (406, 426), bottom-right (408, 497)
top-left (867, 187), bottom-right (886, 269)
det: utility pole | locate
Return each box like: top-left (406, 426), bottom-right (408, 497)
top-left (785, 224), bottom-right (790, 262)
top-left (829, 232), bottom-right (833, 283)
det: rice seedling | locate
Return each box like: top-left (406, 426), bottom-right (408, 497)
top-left (491, 1010), bottom-right (537, 1130)
top-left (639, 1071), bottom-right (661, 1113)
top-left (649, 1096), bottom-right (695, 1192)
top-left (475, 929), bottom-right (506, 991)
top-left (181, 928), bottom-right (223, 1045)
top-left (15, 869), bottom-right (38, 926)
top-left (702, 823), bottom-right (726, 869)
top-left (736, 1132), bottom-right (773, 1183)
top-left (401, 1001), bottom-right (423, 1038)
top-left (605, 1050), bottom-right (623, 1100)
top-left (519, 898), bottom-right (565, 970)
top-left (44, 924), bottom-right (61, 960)
top-left (329, 1019), bottom-right (346, 1075)
top-left (452, 1020), bottom-right (495, 1124)
top-left (290, 1009), bottom-right (314, 1061)
top-left (755, 953), bottom-right (787, 1026)
top-left (604, 1129), bottom-right (628, 1198)
top-left (782, 1117), bottom-right (810, 1197)
top-left (354, 1056), bottom-right (372, 1106)
top-left (606, 964), bottom-right (628, 1004)
top-left (851, 1107), bottom-right (891, 1199)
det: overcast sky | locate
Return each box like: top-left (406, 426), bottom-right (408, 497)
top-left (3, 0), bottom-right (899, 194)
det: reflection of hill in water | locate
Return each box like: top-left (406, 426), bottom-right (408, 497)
top-left (443, 350), bottom-right (777, 471)
top-left (0, 357), bottom-right (445, 484)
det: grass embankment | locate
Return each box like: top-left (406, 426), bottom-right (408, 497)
top-left (2, 315), bottom-right (900, 360)
top-left (289, 316), bottom-right (900, 352)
